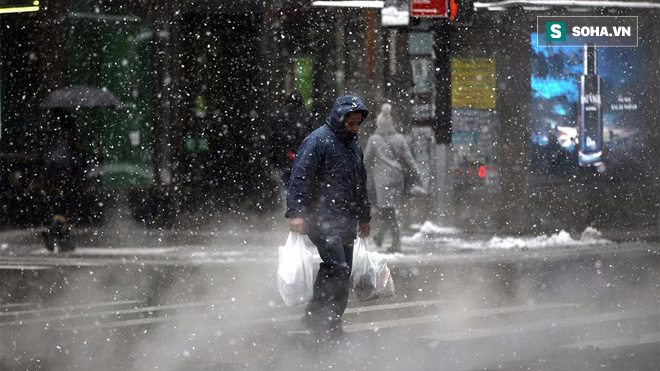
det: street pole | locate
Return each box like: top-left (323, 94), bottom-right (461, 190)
top-left (494, 9), bottom-right (531, 233)
top-left (432, 20), bottom-right (454, 225)
top-left (152, 1), bottom-right (172, 189)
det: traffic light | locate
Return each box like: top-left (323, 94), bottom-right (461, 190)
top-left (449, 0), bottom-right (474, 26)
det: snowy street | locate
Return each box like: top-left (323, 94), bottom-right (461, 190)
top-left (1, 0), bottom-right (660, 370)
top-left (0, 224), bottom-right (658, 370)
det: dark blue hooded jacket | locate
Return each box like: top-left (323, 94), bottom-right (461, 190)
top-left (285, 95), bottom-right (371, 224)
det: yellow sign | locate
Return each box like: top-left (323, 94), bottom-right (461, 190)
top-left (451, 58), bottom-right (496, 110)
top-left (0, 1), bottom-right (39, 14)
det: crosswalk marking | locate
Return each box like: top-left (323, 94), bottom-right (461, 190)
top-left (288, 302), bottom-right (576, 335)
top-left (345, 302), bottom-right (577, 333)
top-left (29, 247), bottom-right (178, 256)
top-left (1, 257), bottom-right (119, 267)
top-left (0, 300), bottom-right (148, 326)
top-left (0, 265), bottom-right (51, 270)
top-left (8, 293), bottom-right (656, 358)
top-left (0, 255), bottom-right (254, 267)
top-left (245, 299), bottom-right (452, 328)
top-left (58, 300), bottom-right (578, 334)
top-left (1, 299), bottom-right (245, 328)
top-left (73, 247), bottom-right (178, 256)
top-left (349, 299), bottom-right (451, 314)
top-left (61, 299), bottom-right (451, 331)
top-left (0, 299), bottom-right (145, 319)
top-left (0, 302), bottom-right (37, 310)
top-left (422, 309), bottom-right (658, 342)
top-left (561, 332), bottom-right (660, 350)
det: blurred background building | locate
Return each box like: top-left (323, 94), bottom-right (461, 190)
top-left (0, 0), bottom-right (658, 234)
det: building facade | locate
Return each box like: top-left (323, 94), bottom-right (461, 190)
top-left (0, 0), bottom-right (658, 233)
top-left (0, 0), bottom-right (386, 227)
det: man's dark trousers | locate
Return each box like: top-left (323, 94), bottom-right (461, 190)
top-left (304, 216), bottom-right (357, 331)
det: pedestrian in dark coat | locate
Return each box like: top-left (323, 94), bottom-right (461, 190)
top-left (270, 90), bottom-right (314, 189)
top-left (365, 103), bottom-right (423, 252)
top-left (40, 110), bottom-right (83, 252)
top-left (286, 95), bottom-right (371, 340)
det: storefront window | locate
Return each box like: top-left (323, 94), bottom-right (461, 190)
top-left (68, 9), bottom-right (154, 188)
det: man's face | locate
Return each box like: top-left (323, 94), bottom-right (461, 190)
top-left (343, 112), bottom-right (363, 135)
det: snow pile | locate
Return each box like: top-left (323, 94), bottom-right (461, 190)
top-left (579, 226), bottom-right (607, 242)
top-left (406, 221), bottom-right (462, 242)
top-left (401, 223), bottom-right (612, 251)
top-left (487, 228), bottom-right (611, 250)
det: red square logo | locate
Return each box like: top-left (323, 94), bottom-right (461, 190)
top-left (411, 0), bottom-right (448, 18)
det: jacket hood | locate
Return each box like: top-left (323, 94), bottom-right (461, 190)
top-left (325, 95), bottom-right (369, 142)
top-left (375, 103), bottom-right (396, 137)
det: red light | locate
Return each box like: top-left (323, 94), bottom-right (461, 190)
top-left (287, 150), bottom-right (296, 161)
top-left (478, 165), bottom-right (486, 178)
top-left (449, 0), bottom-right (458, 21)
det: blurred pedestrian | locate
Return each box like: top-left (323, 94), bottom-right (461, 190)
top-left (40, 109), bottom-right (83, 252)
top-left (270, 90), bottom-right (314, 199)
top-left (286, 95), bottom-right (371, 340)
top-left (364, 103), bottom-right (423, 253)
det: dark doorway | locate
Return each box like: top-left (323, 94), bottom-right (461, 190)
top-left (0, 14), bottom-right (43, 226)
top-left (178, 13), bottom-right (271, 215)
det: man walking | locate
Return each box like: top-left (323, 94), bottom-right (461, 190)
top-left (286, 95), bottom-right (371, 340)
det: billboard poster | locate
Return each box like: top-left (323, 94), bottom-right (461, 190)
top-left (451, 58), bottom-right (499, 188)
top-left (410, 57), bottom-right (435, 122)
top-left (408, 32), bottom-right (435, 123)
top-left (452, 108), bottom-right (499, 187)
top-left (530, 32), bottom-right (647, 182)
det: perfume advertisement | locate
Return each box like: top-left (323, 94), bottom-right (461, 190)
top-left (530, 32), bottom-right (647, 182)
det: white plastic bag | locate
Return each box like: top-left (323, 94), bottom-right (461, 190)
top-left (351, 237), bottom-right (395, 301)
top-left (277, 232), bottom-right (314, 306)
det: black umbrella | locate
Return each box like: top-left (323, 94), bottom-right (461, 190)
top-left (40, 85), bottom-right (123, 109)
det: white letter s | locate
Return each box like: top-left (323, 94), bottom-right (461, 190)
top-left (550, 24), bottom-right (562, 39)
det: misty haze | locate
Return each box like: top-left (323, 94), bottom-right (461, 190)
top-left (1, 0), bottom-right (659, 370)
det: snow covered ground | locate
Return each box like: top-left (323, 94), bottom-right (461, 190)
top-left (402, 221), bottom-right (612, 250)
top-left (2, 222), bottom-right (623, 268)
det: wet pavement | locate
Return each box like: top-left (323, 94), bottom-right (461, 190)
top-left (0, 215), bottom-right (658, 370)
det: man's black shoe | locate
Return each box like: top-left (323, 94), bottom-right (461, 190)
top-left (301, 315), bottom-right (323, 335)
top-left (301, 315), bottom-right (348, 341)
top-left (326, 325), bottom-right (347, 341)
top-left (59, 236), bottom-right (75, 252)
top-left (42, 231), bottom-right (55, 252)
